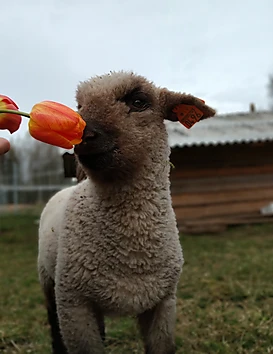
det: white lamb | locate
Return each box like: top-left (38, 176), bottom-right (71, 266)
top-left (38, 71), bottom-right (215, 354)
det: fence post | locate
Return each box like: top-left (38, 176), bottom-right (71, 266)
top-left (12, 161), bottom-right (19, 212)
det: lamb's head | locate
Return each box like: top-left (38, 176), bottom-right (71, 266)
top-left (74, 71), bottom-right (215, 183)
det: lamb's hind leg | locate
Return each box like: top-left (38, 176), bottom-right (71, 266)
top-left (39, 269), bottom-right (68, 354)
top-left (138, 296), bottom-right (177, 354)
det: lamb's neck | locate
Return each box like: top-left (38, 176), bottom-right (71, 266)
top-left (88, 160), bottom-right (171, 206)
top-left (77, 161), bottom-right (176, 246)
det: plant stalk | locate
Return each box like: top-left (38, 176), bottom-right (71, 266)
top-left (0, 109), bottom-right (30, 118)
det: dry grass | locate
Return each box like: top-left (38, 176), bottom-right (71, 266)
top-left (0, 209), bottom-right (273, 353)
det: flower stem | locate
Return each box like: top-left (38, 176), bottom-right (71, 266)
top-left (0, 109), bottom-right (30, 118)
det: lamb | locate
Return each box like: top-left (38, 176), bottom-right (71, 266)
top-left (38, 71), bottom-right (216, 354)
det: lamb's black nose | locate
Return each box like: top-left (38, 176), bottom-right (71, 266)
top-left (74, 123), bottom-right (104, 155)
top-left (74, 131), bottom-right (97, 155)
top-left (82, 131), bottom-right (97, 144)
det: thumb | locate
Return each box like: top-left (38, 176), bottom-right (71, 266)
top-left (0, 138), bottom-right (10, 155)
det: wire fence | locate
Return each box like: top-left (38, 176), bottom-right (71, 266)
top-left (0, 161), bottom-right (76, 213)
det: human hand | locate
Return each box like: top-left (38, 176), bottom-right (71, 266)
top-left (0, 137), bottom-right (10, 155)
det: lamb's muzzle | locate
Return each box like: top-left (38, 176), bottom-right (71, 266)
top-left (74, 121), bottom-right (116, 156)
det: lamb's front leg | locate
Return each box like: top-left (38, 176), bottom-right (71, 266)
top-left (138, 296), bottom-right (177, 354)
top-left (55, 287), bottom-right (105, 354)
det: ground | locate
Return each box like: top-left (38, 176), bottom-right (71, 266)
top-left (0, 208), bottom-right (273, 354)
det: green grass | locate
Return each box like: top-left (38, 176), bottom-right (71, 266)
top-left (0, 209), bottom-right (273, 353)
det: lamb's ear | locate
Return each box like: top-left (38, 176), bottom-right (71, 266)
top-left (160, 88), bottom-right (216, 129)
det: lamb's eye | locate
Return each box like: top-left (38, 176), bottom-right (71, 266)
top-left (77, 104), bottom-right (82, 110)
top-left (132, 99), bottom-right (146, 108)
top-left (130, 95), bottom-right (150, 112)
top-left (121, 90), bottom-right (151, 112)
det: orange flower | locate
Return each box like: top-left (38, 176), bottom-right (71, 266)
top-left (0, 95), bottom-right (22, 133)
top-left (28, 101), bottom-right (86, 149)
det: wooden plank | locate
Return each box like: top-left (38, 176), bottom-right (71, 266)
top-left (170, 142), bottom-right (273, 170)
top-left (170, 174), bottom-right (273, 193)
top-left (176, 214), bottom-right (273, 234)
top-left (178, 219), bottom-right (273, 234)
top-left (174, 198), bottom-right (273, 220)
top-left (176, 215), bottom-right (273, 227)
top-left (171, 174), bottom-right (273, 186)
top-left (170, 153), bottom-right (273, 170)
top-left (170, 164), bottom-right (273, 179)
top-left (171, 187), bottom-right (273, 207)
top-left (171, 174), bottom-right (273, 187)
top-left (178, 224), bottom-right (227, 234)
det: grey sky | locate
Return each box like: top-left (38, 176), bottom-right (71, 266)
top-left (1, 0), bottom-right (273, 143)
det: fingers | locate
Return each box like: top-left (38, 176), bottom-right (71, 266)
top-left (0, 138), bottom-right (10, 155)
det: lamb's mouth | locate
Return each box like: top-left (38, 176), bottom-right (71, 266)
top-left (74, 144), bottom-right (118, 156)
top-left (75, 146), bottom-right (119, 170)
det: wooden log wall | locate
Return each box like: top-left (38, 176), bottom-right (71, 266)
top-left (170, 142), bottom-right (273, 233)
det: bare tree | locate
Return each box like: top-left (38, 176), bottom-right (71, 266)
top-left (0, 144), bottom-right (20, 184)
top-left (0, 134), bottom-right (73, 205)
top-left (268, 75), bottom-right (273, 111)
top-left (1, 133), bottom-right (64, 185)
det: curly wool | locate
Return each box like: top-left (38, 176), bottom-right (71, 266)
top-left (38, 71), bottom-right (215, 354)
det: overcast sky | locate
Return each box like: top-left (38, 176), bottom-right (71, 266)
top-left (1, 0), bottom-right (273, 143)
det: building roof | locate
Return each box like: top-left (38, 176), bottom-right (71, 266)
top-left (166, 111), bottom-right (273, 147)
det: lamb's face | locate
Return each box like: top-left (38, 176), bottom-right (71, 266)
top-left (74, 72), bottom-right (167, 181)
top-left (74, 71), bottom-right (216, 182)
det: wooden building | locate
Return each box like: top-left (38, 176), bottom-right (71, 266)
top-left (167, 110), bottom-right (273, 233)
top-left (63, 110), bottom-right (273, 234)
